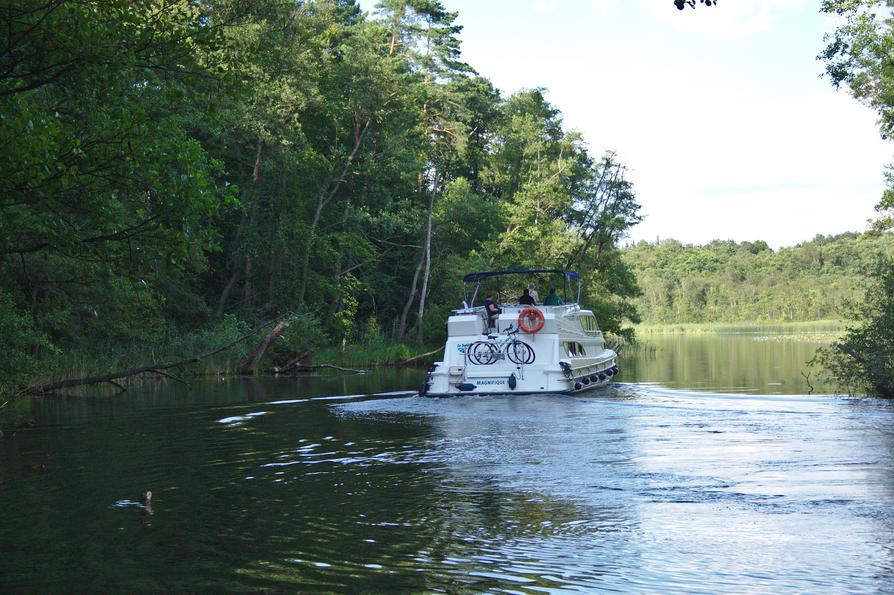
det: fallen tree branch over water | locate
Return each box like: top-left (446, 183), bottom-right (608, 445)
top-left (236, 321), bottom-right (290, 375)
top-left (24, 318), bottom-right (285, 396)
top-left (292, 363), bottom-right (368, 374)
top-left (267, 351), bottom-right (312, 375)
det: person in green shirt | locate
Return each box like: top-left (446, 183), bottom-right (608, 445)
top-left (544, 287), bottom-right (563, 306)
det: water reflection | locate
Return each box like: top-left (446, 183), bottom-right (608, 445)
top-left (623, 332), bottom-right (838, 394)
top-left (1, 370), bottom-right (893, 591)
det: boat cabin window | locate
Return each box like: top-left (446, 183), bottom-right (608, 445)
top-left (563, 341), bottom-right (586, 357)
top-left (580, 314), bottom-right (600, 333)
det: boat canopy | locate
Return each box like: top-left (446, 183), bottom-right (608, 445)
top-left (462, 269), bottom-right (580, 283)
top-left (462, 268), bottom-right (582, 306)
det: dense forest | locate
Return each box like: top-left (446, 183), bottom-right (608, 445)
top-left (0, 0), bottom-right (642, 395)
top-left (624, 232), bottom-right (894, 324)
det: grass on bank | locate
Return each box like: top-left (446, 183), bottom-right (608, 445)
top-left (31, 315), bottom-right (254, 388)
top-left (312, 339), bottom-right (437, 368)
top-left (28, 317), bottom-right (435, 394)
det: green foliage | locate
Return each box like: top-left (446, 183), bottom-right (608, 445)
top-left (812, 259), bottom-right (894, 397)
top-left (820, 0), bottom-right (894, 227)
top-left (0, 0), bottom-right (644, 395)
top-left (314, 338), bottom-right (419, 367)
top-left (817, 1), bottom-right (894, 396)
top-left (623, 233), bottom-right (894, 324)
top-left (263, 312), bottom-right (330, 366)
top-left (0, 291), bottom-right (41, 395)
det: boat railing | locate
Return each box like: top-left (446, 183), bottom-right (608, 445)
top-left (452, 303), bottom-right (579, 318)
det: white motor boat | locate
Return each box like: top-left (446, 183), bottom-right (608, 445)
top-left (422, 269), bottom-right (619, 397)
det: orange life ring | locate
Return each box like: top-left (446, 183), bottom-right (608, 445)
top-left (518, 307), bottom-right (545, 333)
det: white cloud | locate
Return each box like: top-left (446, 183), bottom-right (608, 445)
top-left (590, 0), bottom-right (621, 14)
top-left (531, 0), bottom-right (562, 14)
top-left (646, 0), bottom-right (808, 38)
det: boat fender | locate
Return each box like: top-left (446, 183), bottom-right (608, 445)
top-left (590, 374), bottom-right (599, 382)
top-left (605, 368), bottom-right (614, 377)
top-left (508, 373), bottom-right (517, 390)
top-left (456, 383), bottom-right (477, 392)
top-left (428, 362), bottom-right (439, 373)
top-left (574, 382), bottom-right (582, 391)
top-left (581, 376), bottom-right (591, 385)
top-left (611, 365), bottom-right (619, 375)
top-left (419, 382), bottom-right (428, 397)
top-left (598, 373), bottom-right (606, 381)
top-left (518, 307), bottom-right (545, 333)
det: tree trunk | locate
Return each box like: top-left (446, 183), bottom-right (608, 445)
top-left (298, 118), bottom-right (371, 307)
top-left (416, 173), bottom-right (438, 345)
top-left (397, 249), bottom-right (423, 341)
top-left (236, 321), bottom-right (290, 375)
top-left (266, 247), bottom-right (281, 310)
top-left (217, 261), bottom-right (241, 316)
top-left (243, 142), bottom-right (262, 306)
top-left (388, 2), bottom-right (406, 55)
top-left (243, 253), bottom-right (253, 306)
top-left (218, 138), bottom-right (263, 315)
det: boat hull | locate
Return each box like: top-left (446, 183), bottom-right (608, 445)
top-left (421, 348), bottom-right (619, 397)
top-left (422, 378), bottom-right (615, 398)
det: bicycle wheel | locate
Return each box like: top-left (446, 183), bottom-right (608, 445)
top-left (507, 340), bottom-right (535, 365)
top-left (469, 341), bottom-right (498, 365)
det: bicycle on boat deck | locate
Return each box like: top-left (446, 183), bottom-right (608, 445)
top-left (467, 324), bottom-right (536, 365)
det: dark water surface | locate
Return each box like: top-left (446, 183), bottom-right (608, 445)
top-left (2, 343), bottom-right (893, 592)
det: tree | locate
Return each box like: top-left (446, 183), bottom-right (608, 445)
top-left (817, 0), bottom-right (894, 396)
top-left (813, 259), bottom-right (894, 397)
top-left (820, 0), bottom-right (894, 228)
top-left (0, 1), bottom-right (231, 357)
top-left (374, 0), bottom-right (472, 343)
top-left (473, 90), bottom-right (643, 337)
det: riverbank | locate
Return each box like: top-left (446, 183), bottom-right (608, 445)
top-left (2, 319), bottom-right (437, 403)
top-left (6, 318), bottom-right (849, 402)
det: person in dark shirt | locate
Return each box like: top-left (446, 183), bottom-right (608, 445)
top-left (518, 287), bottom-right (536, 305)
top-left (484, 291), bottom-right (502, 328)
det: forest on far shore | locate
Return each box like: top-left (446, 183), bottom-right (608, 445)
top-left (623, 232), bottom-right (894, 325)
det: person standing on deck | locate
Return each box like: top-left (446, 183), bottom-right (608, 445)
top-left (528, 285), bottom-right (539, 304)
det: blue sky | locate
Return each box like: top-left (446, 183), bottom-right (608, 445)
top-left (358, 0), bottom-right (891, 248)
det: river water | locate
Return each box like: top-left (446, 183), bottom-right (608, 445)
top-left (1, 332), bottom-right (892, 592)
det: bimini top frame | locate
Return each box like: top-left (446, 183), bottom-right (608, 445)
top-left (463, 268), bottom-right (582, 307)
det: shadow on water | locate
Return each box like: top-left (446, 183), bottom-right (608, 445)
top-left (1, 365), bottom-right (893, 591)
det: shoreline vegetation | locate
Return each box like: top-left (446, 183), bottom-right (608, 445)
top-left (11, 318), bottom-right (442, 400)
top-left (12, 319), bottom-right (845, 401)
